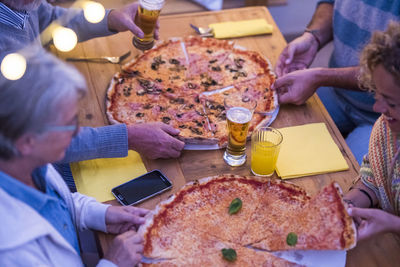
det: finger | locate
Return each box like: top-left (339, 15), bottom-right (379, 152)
top-left (161, 123), bottom-right (180, 136)
top-left (125, 20), bottom-right (145, 38)
top-left (167, 148), bottom-right (182, 158)
top-left (277, 89), bottom-right (292, 105)
top-left (348, 207), bottom-right (373, 219)
top-left (154, 20), bottom-right (160, 40)
top-left (133, 243), bottom-right (144, 253)
top-left (285, 45), bottom-right (296, 65)
top-left (275, 49), bottom-right (288, 77)
top-left (119, 230), bottom-right (137, 239)
top-left (272, 76), bottom-right (291, 91)
top-left (127, 207), bottom-right (150, 217)
top-left (171, 138), bottom-right (185, 151)
top-left (128, 233), bottom-right (144, 244)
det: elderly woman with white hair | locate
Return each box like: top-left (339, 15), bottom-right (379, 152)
top-left (0, 51), bottom-right (148, 267)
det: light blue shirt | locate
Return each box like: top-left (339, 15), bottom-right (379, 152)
top-left (0, 166), bottom-right (80, 254)
top-left (0, 3), bottom-right (28, 30)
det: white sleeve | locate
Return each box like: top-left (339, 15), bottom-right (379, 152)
top-left (72, 192), bottom-right (111, 232)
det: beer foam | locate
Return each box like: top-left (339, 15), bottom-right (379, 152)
top-left (227, 107), bottom-right (252, 123)
top-left (140, 0), bottom-right (164, 10)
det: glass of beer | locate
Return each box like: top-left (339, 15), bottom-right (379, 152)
top-left (251, 127), bottom-right (283, 176)
top-left (133, 0), bottom-right (164, 51)
top-left (223, 94), bottom-right (257, 167)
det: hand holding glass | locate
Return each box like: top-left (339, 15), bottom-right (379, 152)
top-left (133, 0), bottom-right (164, 51)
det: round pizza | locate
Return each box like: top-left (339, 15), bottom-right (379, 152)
top-left (138, 174), bottom-right (356, 266)
top-left (106, 37), bottom-right (278, 147)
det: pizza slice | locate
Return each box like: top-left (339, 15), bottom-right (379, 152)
top-left (246, 182), bottom-right (357, 251)
top-left (124, 39), bottom-right (188, 89)
top-left (106, 75), bottom-right (169, 125)
top-left (179, 175), bottom-right (269, 244)
top-left (155, 94), bottom-right (216, 144)
top-left (234, 74), bottom-right (277, 114)
top-left (220, 47), bottom-right (272, 84)
top-left (184, 36), bottom-right (234, 77)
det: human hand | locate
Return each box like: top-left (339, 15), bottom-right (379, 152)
top-left (104, 230), bottom-right (143, 267)
top-left (107, 2), bottom-right (160, 39)
top-left (348, 207), bottom-right (400, 242)
top-left (106, 206), bottom-right (149, 234)
top-left (127, 122), bottom-right (185, 159)
top-left (275, 33), bottom-right (319, 77)
top-left (271, 68), bottom-right (321, 105)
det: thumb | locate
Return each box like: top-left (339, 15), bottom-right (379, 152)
top-left (125, 20), bottom-right (144, 38)
top-left (284, 45), bottom-right (296, 65)
top-left (348, 207), bottom-right (373, 219)
top-left (272, 76), bottom-right (291, 91)
top-left (161, 124), bottom-right (180, 136)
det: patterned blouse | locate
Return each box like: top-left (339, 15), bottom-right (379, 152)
top-left (360, 115), bottom-right (400, 215)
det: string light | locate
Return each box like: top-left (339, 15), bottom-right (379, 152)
top-left (83, 1), bottom-right (105, 24)
top-left (0, 53), bottom-right (27, 80)
top-left (52, 26), bottom-right (78, 52)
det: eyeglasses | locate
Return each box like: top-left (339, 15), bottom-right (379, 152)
top-left (44, 116), bottom-right (80, 137)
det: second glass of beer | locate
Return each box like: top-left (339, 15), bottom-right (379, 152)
top-left (223, 94), bottom-right (257, 166)
top-left (133, 0), bottom-right (164, 51)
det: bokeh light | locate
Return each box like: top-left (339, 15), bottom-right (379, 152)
top-left (0, 53), bottom-right (27, 80)
top-left (52, 26), bottom-right (78, 52)
top-left (83, 1), bottom-right (106, 24)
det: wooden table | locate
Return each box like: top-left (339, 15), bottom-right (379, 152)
top-left (54, 6), bottom-right (400, 267)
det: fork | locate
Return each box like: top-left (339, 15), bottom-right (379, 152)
top-left (190, 24), bottom-right (214, 37)
top-left (66, 51), bottom-right (131, 64)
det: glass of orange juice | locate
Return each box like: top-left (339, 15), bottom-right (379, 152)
top-left (251, 127), bottom-right (283, 176)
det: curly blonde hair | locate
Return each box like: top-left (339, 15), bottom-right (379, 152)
top-left (359, 21), bottom-right (400, 91)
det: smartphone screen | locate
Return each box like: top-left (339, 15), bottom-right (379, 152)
top-left (112, 170), bottom-right (172, 206)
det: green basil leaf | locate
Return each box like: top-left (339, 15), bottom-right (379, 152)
top-left (286, 232), bottom-right (298, 246)
top-left (221, 248), bottom-right (237, 262)
top-left (228, 198), bottom-right (242, 215)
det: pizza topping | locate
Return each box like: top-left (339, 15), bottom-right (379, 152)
top-left (121, 70), bottom-right (140, 77)
top-left (189, 126), bottom-right (203, 135)
top-left (211, 66), bottom-right (221, 72)
top-left (155, 78), bottom-right (162, 83)
top-left (233, 71), bottom-right (247, 80)
top-left (206, 49), bottom-right (213, 54)
top-left (234, 58), bottom-right (245, 69)
top-left (143, 103), bottom-right (153, 109)
top-left (209, 59), bottom-right (218, 64)
top-left (242, 96), bottom-right (250, 102)
top-left (169, 58), bottom-right (180, 65)
top-left (162, 116), bottom-right (171, 124)
top-left (182, 104), bottom-right (194, 111)
top-left (166, 87), bottom-right (174, 92)
top-left (170, 98), bottom-right (185, 104)
top-left (221, 248), bottom-right (237, 262)
top-left (187, 82), bottom-right (197, 89)
top-left (135, 112), bottom-right (144, 118)
top-left (136, 89), bottom-right (146, 96)
top-left (178, 124), bottom-right (187, 129)
top-left (228, 198), bottom-right (242, 215)
top-left (151, 56), bottom-right (166, 70)
top-left (286, 232), bottom-right (298, 246)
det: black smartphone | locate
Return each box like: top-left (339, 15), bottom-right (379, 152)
top-left (111, 170), bottom-right (172, 206)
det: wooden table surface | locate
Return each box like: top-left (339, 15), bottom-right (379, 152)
top-left (54, 6), bottom-right (400, 267)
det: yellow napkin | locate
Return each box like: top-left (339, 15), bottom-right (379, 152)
top-left (70, 151), bottom-right (147, 202)
top-left (276, 123), bottom-right (349, 179)
top-left (209, 19), bottom-right (273, 39)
